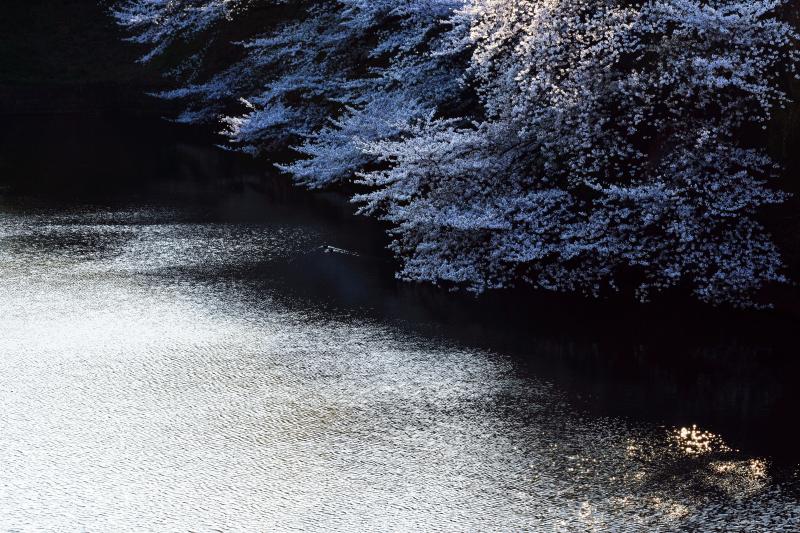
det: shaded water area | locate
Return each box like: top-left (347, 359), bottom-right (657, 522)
top-left (1, 114), bottom-right (799, 531)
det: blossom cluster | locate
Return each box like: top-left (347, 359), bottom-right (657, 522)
top-left (114, 0), bottom-right (798, 306)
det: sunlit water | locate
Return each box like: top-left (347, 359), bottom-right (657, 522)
top-left (1, 195), bottom-right (798, 532)
top-left (1, 106), bottom-right (798, 531)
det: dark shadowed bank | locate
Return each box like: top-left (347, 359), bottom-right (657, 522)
top-left (0, 0), bottom-right (170, 114)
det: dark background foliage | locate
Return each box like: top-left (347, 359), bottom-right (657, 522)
top-left (0, 0), bottom-right (165, 113)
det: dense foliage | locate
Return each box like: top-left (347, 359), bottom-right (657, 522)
top-left (113, 0), bottom-right (799, 307)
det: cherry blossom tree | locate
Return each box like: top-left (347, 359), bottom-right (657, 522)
top-left (114, 0), bottom-right (470, 185)
top-left (113, 0), bottom-right (799, 306)
top-left (356, 0), bottom-right (798, 307)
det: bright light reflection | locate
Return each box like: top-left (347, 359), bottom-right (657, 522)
top-left (673, 424), bottom-right (731, 456)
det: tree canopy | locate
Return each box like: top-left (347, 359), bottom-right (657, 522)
top-left (113, 0), bottom-right (799, 307)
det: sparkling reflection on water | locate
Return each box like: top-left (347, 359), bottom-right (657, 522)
top-left (1, 201), bottom-right (798, 532)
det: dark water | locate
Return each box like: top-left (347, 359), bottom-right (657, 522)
top-left (1, 114), bottom-right (799, 531)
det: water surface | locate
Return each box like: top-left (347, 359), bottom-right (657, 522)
top-left (1, 115), bottom-right (798, 531)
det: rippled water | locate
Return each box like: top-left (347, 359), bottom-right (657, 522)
top-left (1, 117), bottom-right (799, 531)
top-left (1, 197), bottom-right (797, 532)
